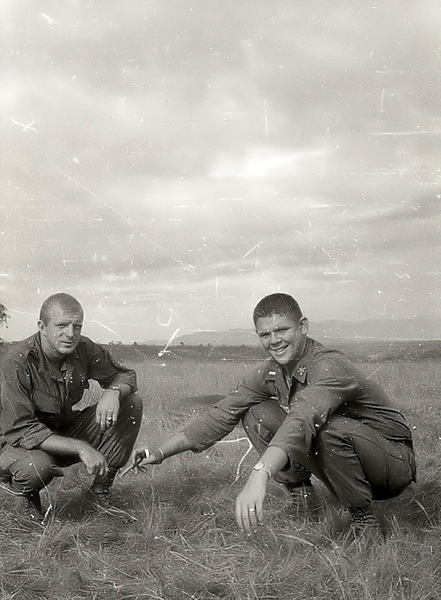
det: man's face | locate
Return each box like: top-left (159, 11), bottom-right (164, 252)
top-left (255, 312), bottom-right (308, 368)
top-left (38, 303), bottom-right (83, 360)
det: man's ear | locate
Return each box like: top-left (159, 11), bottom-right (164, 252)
top-left (37, 320), bottom-right (45, 335)
top-left (299, 317), bottom-right (309, 334)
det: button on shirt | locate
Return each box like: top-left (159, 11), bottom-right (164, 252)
top-left (0, 333), bottom-right (137, 449)
top-left (182, 338), bottom-right (413, 468)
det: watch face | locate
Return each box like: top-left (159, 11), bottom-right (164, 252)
top-left (253, 462), bottom-right (271, 479)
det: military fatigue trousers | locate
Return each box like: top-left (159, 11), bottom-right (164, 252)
top-left (0, 394), bottom-right (142, 496)
top-left (242, 399), bottom-right (416, 508)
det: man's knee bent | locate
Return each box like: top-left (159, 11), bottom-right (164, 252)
top-left (315, 416), bottom-right (361, 447)
top-left (9, 450), bottom-right (58, 494)
top-left (119, 393), bottom-right (143, 426)
top-left (242, 400), bottom-right (286, 452)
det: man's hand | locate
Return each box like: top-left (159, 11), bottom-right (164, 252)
top-left (235, 470), bottom-right (269, 534)
top-left (77, 443), bottom-right (108, 477)
top-left (38, 434), bottom-right (108, 477)
top-left (96, 389), bottom-right (120, 430)
top-left (120, 447), bottom-right (163, 476)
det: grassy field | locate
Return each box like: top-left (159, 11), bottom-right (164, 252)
top-left (1, 343), bottom-right (441, 599)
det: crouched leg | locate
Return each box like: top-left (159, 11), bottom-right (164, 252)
top-left (62, 393), bottom-right (143, 501)
top-left (0, 444), bottom-right (62, 495)
top-left (313, 416), bottom-right (416, 508)
top-left (242, 400), bottom-right (312, 488)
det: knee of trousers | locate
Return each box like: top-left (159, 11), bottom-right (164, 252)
top-left (119, 393), bottom-right (143, 427)
top-left (10, 450), bottom-right (57, 494)
top-left (242, 399), bottom-right (287, 447)
top-left (315, 416), bottom-right (357, 448)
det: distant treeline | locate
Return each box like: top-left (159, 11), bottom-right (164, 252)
top-left (1, 339), bottom-right (440, 365)
top-left (102, 343), bottom-right (268, 362)
top-left (104, 339), bottom-right (441, 363)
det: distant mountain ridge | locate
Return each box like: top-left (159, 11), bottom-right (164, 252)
top-left (172, 319), bottom-right (441, 346)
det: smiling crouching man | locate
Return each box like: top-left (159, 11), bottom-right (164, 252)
top-left (0, 293), bottom-right (142, 522)
top-left (123, 293), bottom-right (416, 539)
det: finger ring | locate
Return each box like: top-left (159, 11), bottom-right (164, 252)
top-left (106, 417), bottom-right (112, 421)
top-left (249, 508), bottom-right (256, 512)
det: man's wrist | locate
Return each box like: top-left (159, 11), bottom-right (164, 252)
top-left (73, 439), bottom-right (93, 456)
top-left (151, 447), bottom-right (165, 464)
top-left (107, 385), bottom-right (122, 400)
top-left (252, 461), bottom-right (272, 480)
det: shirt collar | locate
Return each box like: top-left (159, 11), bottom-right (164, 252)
top-left (280, 337), bottom-right (315, 385)
top-left (29, 333), bottom-right (77, 378)
top-left (24, 332), bottom-right (42, 360)
top-left (292, 363), bottom-right (307, 384)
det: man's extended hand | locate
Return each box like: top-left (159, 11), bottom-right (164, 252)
top-left (235, 470), bottom-right (269, 534)
top-left (96, 389), bottom-right (120, 430)
top-left (77, 443), bottom-right (108, 477)
top-left (120, 447), bottom-right (163, 476)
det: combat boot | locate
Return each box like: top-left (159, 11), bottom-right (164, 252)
top-left (285, 479), bottom-right (325, 518)
top-left (347, 505), bottom-right (384, 539)
top-left (18, 491), bottom-right (44, 523)
top-left (87, 467), bottom-right (118, 509)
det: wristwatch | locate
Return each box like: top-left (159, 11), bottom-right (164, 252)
top-left (253, 462), bottom-right (272, 479)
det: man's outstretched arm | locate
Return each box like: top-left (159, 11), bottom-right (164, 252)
top-left (120, 432), bottom-right (194, 475)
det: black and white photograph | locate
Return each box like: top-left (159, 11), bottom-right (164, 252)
top-left (1, 1), bottom-right (440, 598)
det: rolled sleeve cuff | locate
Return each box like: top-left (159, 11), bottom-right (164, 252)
top-left (181, 421), bottom-right (217, 453)
top-left (109, 372), bottom-right (137, 394)
top-left (267, 441), bottom-right (297, 471)
top-left (13, 426), bottom-right (54, 450)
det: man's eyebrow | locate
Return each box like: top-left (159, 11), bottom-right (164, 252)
top-left (257, 325), bottom-right (290, 335)
top-left (55, 320), bottom-right (83, 325)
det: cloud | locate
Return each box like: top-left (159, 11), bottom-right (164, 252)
top-left (2, 0), bottom-right (441, 342)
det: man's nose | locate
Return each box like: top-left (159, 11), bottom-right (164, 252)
top-left (65, 324), bottom-right (74, 337)
top-left (270, 331), bottom-right (281, 344)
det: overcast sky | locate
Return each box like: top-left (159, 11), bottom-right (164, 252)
top-left (1, 0), bottom-right (441, 343)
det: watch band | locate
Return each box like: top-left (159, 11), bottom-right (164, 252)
top-left (253, 461), bottom-right (272, 479)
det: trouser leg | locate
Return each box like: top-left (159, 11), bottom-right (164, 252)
top-left (61, 393), bottom-right (143, 486)
top-left (241, 403), bottom-right (416, 509)
top-left (62, 393), bottom-right (143, 468)
top-left (311, 416), bottom-right (416, 508)
top-left (0, 445), bottom-right (63, 495)
top-left (241, 399), bottom-right (312, 487)
top-left (0, 394), bottom-right (143, 495)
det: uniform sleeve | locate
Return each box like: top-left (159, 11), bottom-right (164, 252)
top-left (268, 356), bottom-right (358, 466)
top-left (0, 359), bottom-right (54, 449)
top-left (182, 364), bottom-right (273, 452)
top-left (83, 339), bottom-right (137, 393)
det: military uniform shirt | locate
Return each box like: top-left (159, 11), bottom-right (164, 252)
top-left (0, 333), bottom-right (137, 449)
top-left (182, 338), bottom-right (413, 468)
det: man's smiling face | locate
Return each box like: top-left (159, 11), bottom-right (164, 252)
top-left (255, 312), bottom-right (308, 369)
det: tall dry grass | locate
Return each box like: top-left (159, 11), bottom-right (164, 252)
top-left (1, 352), bottom-right (441, 599)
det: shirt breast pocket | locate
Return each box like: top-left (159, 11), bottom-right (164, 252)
top-left (31, 388), bottom-right (61, 415)
top-left (69, 373), bottom-right (89, 404)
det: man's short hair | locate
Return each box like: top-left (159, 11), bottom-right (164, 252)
top-left (39, 293), bottom-right (83, 325)
top-left (253, 293), bottom-right (303, 324)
